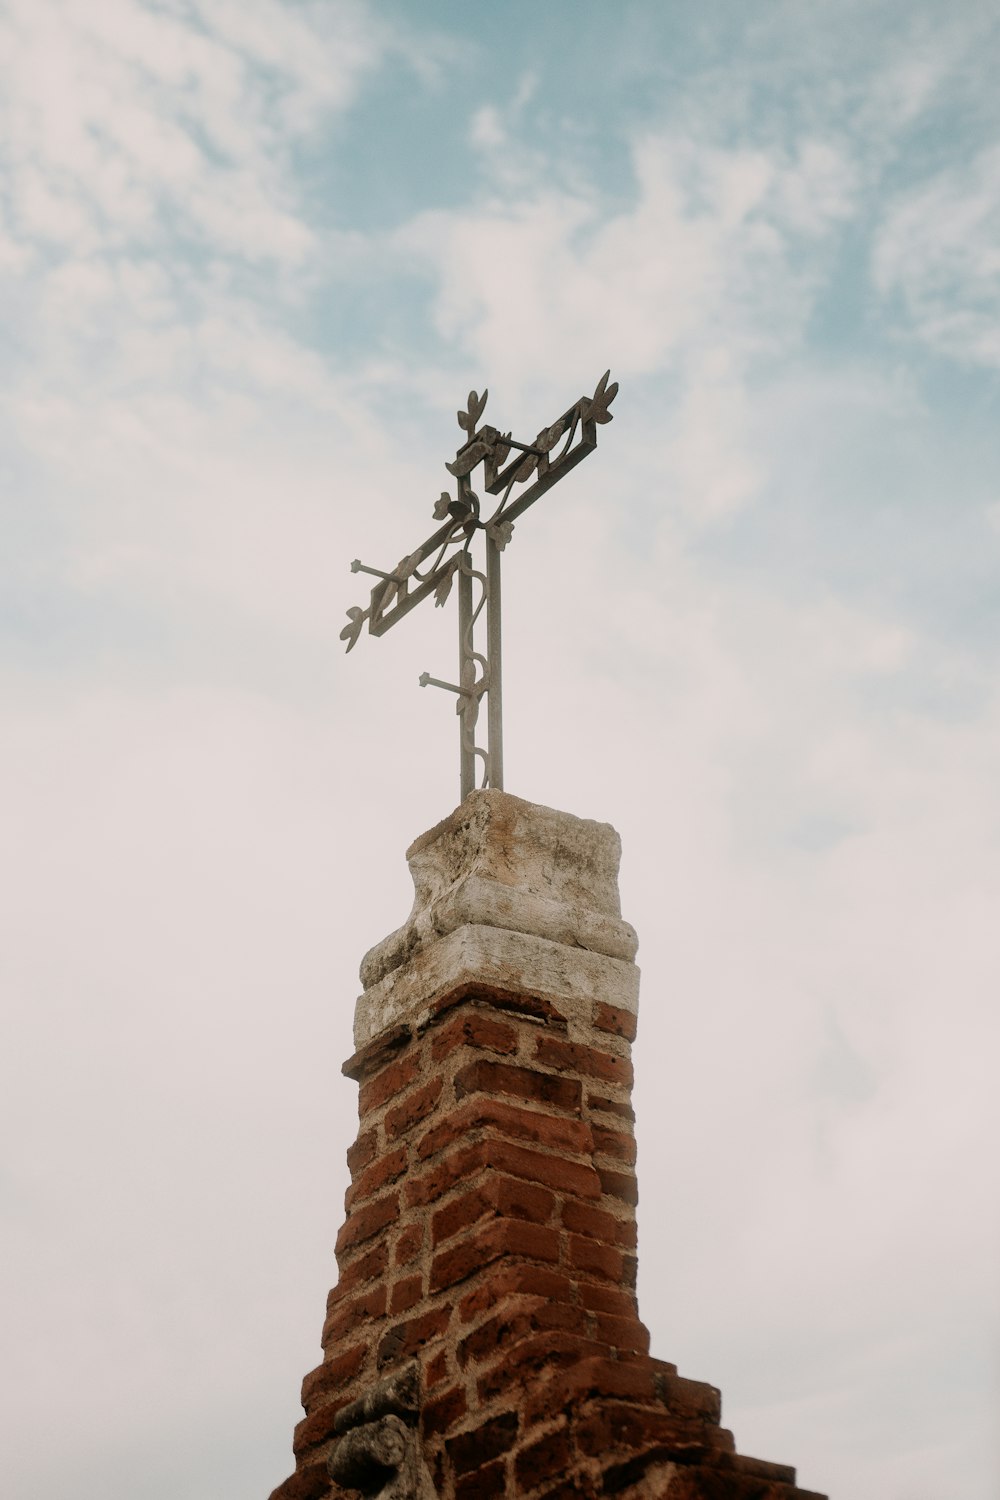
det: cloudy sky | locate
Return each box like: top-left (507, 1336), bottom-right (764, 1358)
top-left (2, 2), bottom-right (998, 1497)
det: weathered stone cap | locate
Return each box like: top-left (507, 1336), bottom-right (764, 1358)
top-left (354, 789), bottom-right (639, 1049)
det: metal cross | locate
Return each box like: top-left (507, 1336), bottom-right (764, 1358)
top-left (341, 371), bottom-right (618, 800)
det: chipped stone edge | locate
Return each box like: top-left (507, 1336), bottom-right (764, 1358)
top-left (360, 872), bottom-right (639, 990)
top-left (354, 922), bottom-right (640, 1051)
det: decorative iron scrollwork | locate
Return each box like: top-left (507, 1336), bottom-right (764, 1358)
top-left (342, 372), bottom-right (617, 798)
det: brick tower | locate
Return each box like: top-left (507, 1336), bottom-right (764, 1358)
top-left (269, 790), bottom-right (825, 1499)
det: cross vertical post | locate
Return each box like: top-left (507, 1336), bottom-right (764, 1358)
top-left (485, 532), bottom-right (503, 793)
top-left (341, 371), bottom-right (618, 799)
top-left (457, 559), bottom-right (475, 801)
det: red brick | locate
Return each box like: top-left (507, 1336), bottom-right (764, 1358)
top-left (560, 1198), bottom-right (625, 1244)
top-left (457, 1262), bottom-right (575, 1323)
top-left (727, 1452), bottom-right (796, 1482)
top-left (341, 1023), bottom-right (410, 1082)
top-left (358, 1053), bottom-right (420, 1115)
top-left (430, 1218), bottom-right (560, 1292)
top-left (425, 1348), bottom-right (450, 1389)
top-left (593, 1311), bottom-right (650, 1353)
top-left (574, 1398), bottom-right (708, 1458)
top-left (477, 1331), bottom-right (611, 1403)
top-left (454, 1058), bottom-right (581, 1113)
top-left (335, 1191), bottom-right (400, 1255)
top-left (394, 1222), bottom-right (423, 1266)
top-left (486, 1138), bottom-right (602, 1200)
top-left (406, 1142), bottom-right (486, 1208)
top-left (577, 1282), bottom-right (638, 1318)
top-left (534, 1035), bottom-right (633, 1086)
top-left (345, 1128), bottom-right (378, 1176)
top-left (423, 1383), bottom-right (467, 1437)
top-left (454, 1457), bottom-right (507, 1499)
top-left (327, 1239), bottom-right (388, 1307)
top-left (514, 1426), bottom-right (574, 1490)
top-left (593, 1123), bottom-right (637, 1165)
top-left (457, 1299), bottom-right (536, 1368)
top-left (409, 1136), bottom-right (599, 1211)
top-left (566, 1232), bottom-right (625, 1283)
top-left (429, 1185), bottom-right (495, 1250)
top-left (321, 1282), bottom-right (386, 1346)
top-left (598, 1165), bottom-right (639, 1206)
top-left (377, 1304), bottom-right (451, 1366)
top-left (385, 1077), bottom-right (443, 1140)
top-left (389, 1273), bottom-right (423, 1315)
top-left (588, 1092), bottom-right (635, 1122)
top-left (593, 1001), bottom-right (638, 1041)
top-left (417, 1096), bottom-right (593, 1161)
top-left (522, 1356), bottom-right (660, 1424)
top-left (459, 1297), bottom-right (582, 1368)
top-left (431, 1011), bottom-right (519, 1062)
top-left (657, 1371), bottom-right (722, 1420)
top-left (293, 1394), bottom-right (353, 1457)
top-left (299, 1341), bottom-right (367, 1407)
top-left (432, 1174), bottom-right (554, 1248)
top-left (344, 1144), bottom-right (407, 1208)
top-left (446, 1411), bottom-right (519, 1474)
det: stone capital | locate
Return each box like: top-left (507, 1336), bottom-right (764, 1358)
top-left (354, 790), bottom-right (639, 1049)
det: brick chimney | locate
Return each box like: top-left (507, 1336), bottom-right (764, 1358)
top-left (270, 790), bottom-right (825, 1499)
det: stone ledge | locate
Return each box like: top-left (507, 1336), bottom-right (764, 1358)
top-left (359, 789), bottom-right (638, 992)
top-left (354, 922), bottom-right (640, 1050)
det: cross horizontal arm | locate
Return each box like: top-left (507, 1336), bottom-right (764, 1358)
top-left (483, 404), bottom-right (598, 525)
top-left (341, 373), bottom-right (617, 653)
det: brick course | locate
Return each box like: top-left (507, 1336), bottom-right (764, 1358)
top-left (270, 982), bottom-right (825, 1500)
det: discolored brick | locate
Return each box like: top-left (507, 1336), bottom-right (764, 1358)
top-left (326, 1239), bottom-right (388, 1307)
top-left (344, 1144), bottom-right (408, 1209)
top-left (431, 1173), bottom-right (555, 1248)
top-left (454, 1457), bottom-right (507, 1499)
top-left (431, 1010), bottom-right (519, 1062)
top-left (417, 1095), bottom-right (593, 1161)
top-left (446, 1410), bottom-right (519, 1475)
top-left (376, 1305), bottom-right (451, 1366)
top-left (345, 1128), bottom-right (378, 1177)
top-left (299, 1342), bottom-right (367, 1408)
top-left (384, 1077), bottom-right (443, 1140)
top-left (514, 1425), bottom-right (574, 1489)
top-left (430, 1218), bottom-right (560, 1293)
top-left (566, 1232), bottom-right (625, 1283)
top-left (592, 1001), bottom-right (638, 1041)
top-left (454, 1057), bottom-right (582, 1113)
top-left (389, 1273), bottom-right (423, 1315)
top-left (598, 1165), bottom-right (639, 1206)
top-left (334, 1191), bottom-right (400, 1255)
top-left (358, 1053), bottom-right (420, 1115)
top-left (534, 1034), bottom-right (633, 1086)
top-left (393, 1222), bottom-right (423, 1266)
top-left (423, 1382), bottom-right (467, 1437)
top-left (321, 1282), bottom-right (386, 1347)
top-left (592, 1122), bottom-right (638, 1166)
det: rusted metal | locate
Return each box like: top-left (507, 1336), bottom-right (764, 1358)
top-left (341, 372), bottom-right (618, 795)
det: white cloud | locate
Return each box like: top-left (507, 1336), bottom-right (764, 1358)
top-left (0, 0), bottom-right (384, 264)
top-left (398, 126), bottom-right (858, 401)
top-left (2, 7), bottom-right (999, 1500)
top-left (874, 144), bottom-right (1000, 367)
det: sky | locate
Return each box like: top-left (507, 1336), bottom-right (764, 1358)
top-left (1, 2), bottom-right (998, 1497)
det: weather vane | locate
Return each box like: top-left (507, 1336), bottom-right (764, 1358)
top-left (341, 371), bottom-right (618, 799)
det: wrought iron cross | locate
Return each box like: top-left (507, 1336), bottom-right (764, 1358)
top-left (341, 371), bottom-right (618, 799)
